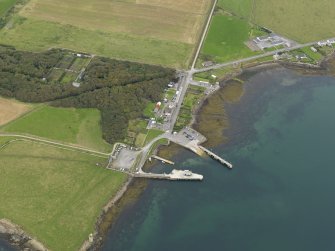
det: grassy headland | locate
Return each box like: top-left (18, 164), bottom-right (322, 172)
top-left (0, 139), bottom-right (127, 251)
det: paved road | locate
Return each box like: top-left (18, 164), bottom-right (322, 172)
top-left (0, 133), bottom-right (110, 157)
top-left (190, 0), bottom-right (218, 70)
top-left (192, 38), bottom-right (335, 74)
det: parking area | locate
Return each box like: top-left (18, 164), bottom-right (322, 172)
top-left (110, 144), bottom-right (140, 171)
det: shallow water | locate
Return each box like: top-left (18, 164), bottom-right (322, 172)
top-left (102, 66), bottom-right (335, 251)
top-left (0, 237), bottom-right (16, 251)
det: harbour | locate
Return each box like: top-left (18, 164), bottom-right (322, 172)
top-left (102, 66), bottom-right (335, 251)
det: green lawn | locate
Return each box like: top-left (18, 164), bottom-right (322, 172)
top-left (0, 0), bottom-right (17, 17)
top-left (165, 89), bottom-right (176, 100)
top-left (0, 139), bottom-right (127, 251)
top-left (143, 102), bottom-right (156, 118)
top-left (194, 66), bottom-right (238, 81)
top-left (144, 129), bottom-right (164, 145)
top-left (201, 14), bottom-right (259, 63)
top-left (300, 47), bottom-right (324, 62)
top-left (2, 106), bottom-right (111, 152)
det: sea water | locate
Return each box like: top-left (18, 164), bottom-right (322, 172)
top-left (102, 67), bottom-right (335, 251)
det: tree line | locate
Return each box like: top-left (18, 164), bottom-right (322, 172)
top-left (0, 46), bottom-right (175, 143)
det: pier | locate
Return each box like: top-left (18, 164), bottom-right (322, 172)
top-left (133, 169), bottom-right (203, 181)
top-left (150, 155), bottom-right (175, 165)
top-left (198, 146), bottom-right (233, 169)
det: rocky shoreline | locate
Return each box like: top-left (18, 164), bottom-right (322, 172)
top-left (0, 219), bottom-right (47, 251)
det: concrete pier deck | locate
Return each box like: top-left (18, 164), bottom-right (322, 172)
top-left (133, 169), bottom-right (203, 181)
top-left (150, 155), bottom-right (175, 165)
top-left (199, 146), bottom-right (233, 169)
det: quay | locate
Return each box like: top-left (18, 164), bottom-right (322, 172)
top-left (199, 145), bottom-right (233, 169)
top-left (150, 155), bottom-right (175, 165)
top-left (133, 169), bottom-right (203, 181)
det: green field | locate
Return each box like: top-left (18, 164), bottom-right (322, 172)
top-left (217, 0), bottom-right (253, 19)
top-left (218, 0), bottom-right (335, 42)
top-left (0, 0), bottom-right (212, 68)
top-left (144, 129), bottom-right (164, 145)
top-left (0, 139), bottom-right (127, 251)
top-left (0, 0), bottom-right (17, 16)
top-left (2, 106), bottom-right (111, 152)
top-left (201, 14), bottom-right (258, 63)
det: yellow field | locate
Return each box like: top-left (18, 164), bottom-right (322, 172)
top-left (0, 97), bottom-right (32, 126)
top-left (19, 0), bottom-right (210, 45)
top-left (253, 0), bottom-right (335, 42)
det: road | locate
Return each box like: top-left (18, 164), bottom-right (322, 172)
top-left (190, 0), bottom-right (218, 70)
top-left (0, 133), bottom-right (110, 157)
top-left (192, 38), bottom-right (335, 74)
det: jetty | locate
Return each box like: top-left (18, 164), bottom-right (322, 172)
top-left (133, 169), bottom-right (203, 181)
top-left (199, 146), bottom-right (233, 169)
top-left (150, 155), bottom-right (175, 165)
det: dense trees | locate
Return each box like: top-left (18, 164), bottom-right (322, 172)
top-left (0, 46), bottom-right (175, 143)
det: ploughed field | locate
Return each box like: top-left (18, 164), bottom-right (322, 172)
top-left (0, 0), bottom-right (212, 68)
top-left (0, 97), bottom-right (32, 126)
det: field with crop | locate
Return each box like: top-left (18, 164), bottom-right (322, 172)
top-left (0, 97), bottom-right (33, 126)
top-left (217, 0), bottom-right (335, 42)
top-left (0, 139), bottom-right (127, 251)
top-left (2, 106), bottom-right (111, 152)
top-left (0, 0), bottom-right (212, 68)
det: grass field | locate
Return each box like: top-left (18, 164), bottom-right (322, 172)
top-left (0, 0), bottom-right (17, 16)
top-left (217, 0), bottom-right (253, 19)
top-left (217, 0), bottom-right (335, 42)
top-left (0, 139), bottom-right (127, 251)
top-left (0, 97), bottom-right (33, 126)
top-left (201, 14), bottom-right (259, 63)
top-left (0, 0), bottom-right (212, 68)
top-left (143, 102), bottom-right (156, 118)
top-left (2, 106), bottom-right (111, 152)
top-left (144, 129), bottom-right (164, 145)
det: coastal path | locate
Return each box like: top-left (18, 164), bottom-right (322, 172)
top-left (0, 133), bottom-right (110, 158)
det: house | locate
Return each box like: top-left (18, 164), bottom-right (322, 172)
top-left (310, 47), bottom-right (317, 53)
top-left (72, 82), bottom-right (81, 88)
top-left (202, 61), bottom-right (213, 67)
top-left (295, 54), bottom-right (307, 60)
top-left (317, 41), bottom-right (328, 47)
top-left (168, 82), bottom-right (174, 88)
